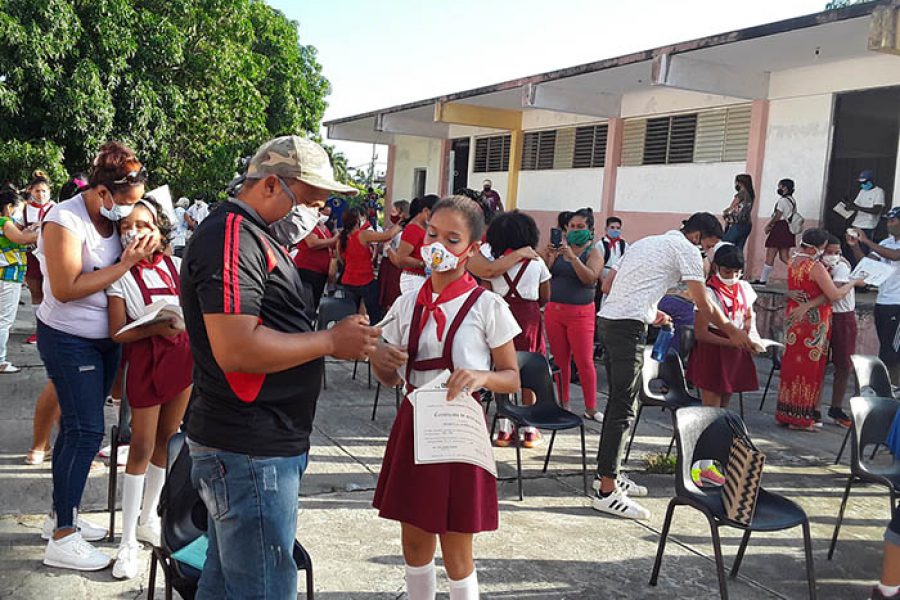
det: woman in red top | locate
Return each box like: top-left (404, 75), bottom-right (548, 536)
top-left (389, 195), bottom-right (439, 294)
top-left (294, 207), bottom-right (337, 308)
top-left (338, 207), bottom-right (400, 324)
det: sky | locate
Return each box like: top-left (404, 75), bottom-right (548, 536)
top-left (268, 0), bottom-right (831, 173)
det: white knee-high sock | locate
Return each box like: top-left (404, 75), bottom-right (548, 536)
top-left (759, 264), bottom-right (773, 283)
top-left (121, 473), bottom-right (144, 544)
top-left (448, 568), bottom-right (479, 600)
top-left (405, 561), bottom-right (436, 600)
top-left (139, 464), bottom-right (165, 524)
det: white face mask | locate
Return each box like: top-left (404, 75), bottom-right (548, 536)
top-left (120, 229), bottom-right (147, 248)
top-left (822, 255), bottom-right (840, 268)
top-left (100, 198), bottom-right (134, 222)
top-left (420, 241), bottom-right (467, 273)
top-left (318, 214), bottom-right (329, 225)
top-left (716, 273), bottom-right (739, 286)
top-left (270, 202), bottom-right (320, 246)
top-left (800, 242), bottom-right (823, 259)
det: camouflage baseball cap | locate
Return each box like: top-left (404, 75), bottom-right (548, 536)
top-left (246, 135), bottom-right (358, 195)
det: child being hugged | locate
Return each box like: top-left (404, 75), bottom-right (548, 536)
top-left (371, 195), bottom-right (521, 600)
top-left (105, 197), bottom-right (193, 580)
top-left (686, 243), bottom-right (760, 410)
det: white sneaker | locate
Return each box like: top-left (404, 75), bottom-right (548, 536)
top-left (98, 444), bottom-right (130, 466)
top-left (0, 362), bottom-right (20, 374)
top-left (41, 512), bottom-right (108, 542)
top-left (591, 488), bottom-right (651, 520)
top-left (592, 473), bottom-right (649, 497)
top-left (136, 516), bottom-right (161, 547)
top-left (43, 531), bottom-right (111, 571)
top-left (111, 541), bottom-right (141, 579)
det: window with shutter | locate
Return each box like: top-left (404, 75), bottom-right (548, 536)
top-left (621, 120), bottom-right (646, 167)
top-left (693, 104), bottom-right (751, 163)
top-left (723, 105), bottom-right (752, 162)
top-left (668, 114), bottom-right (697, 164)
top-left (474, 135), bottom-right (511, 172)
top-left (521, 130), bottom-right (557, 170)
top-left (554, 128), bottom-right (575, 170)
top-left (643, 118), bottom-right (670, 165)
top-left (572, 124), bottom-right (608, 168)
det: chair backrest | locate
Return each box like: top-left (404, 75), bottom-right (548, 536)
top-left (158, 432), bottom-right (207, 554)
top-left (640, 346), bottom-right (665, 403)
top-left (116, 362), bottom-right (133, 442)
top-left (316, 296), bottom-right (358, 331)
top-left (679, 325), bottom-right (696, 364)
top-left (849, 396), bottom-right (900, 475)
top-left (641, 347), bottom-right (693, 405)
top-left (851, 354), bottom-right (893, 397)
top-left (672, 407), bottom-right (737, 499)
top-left (515, 351), bottom-right (558, 406)
top-left (658, 349), bottom-right (691, 398)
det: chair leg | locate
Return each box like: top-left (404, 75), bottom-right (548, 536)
top-left (665, 433), bottom-right (676, 460)
top-left (367, 361), bottom-right (372, 389)
top-left (515, 441), bottom-right (524, 501)
top-left (730, 530), bottom-right (751, 578)
top-left (623, 403), bottom-right (643, 465)
top-left (305, 557), bottom-right (315, 599)
top-left (490, 414), bottom-right (499, 439)
top-left (579, 425), bottom-right (588, 496)
top-left (542, 431), bottom-right (557, 473)
top-left (802, 520), bottom-right (817, 600)
top-left (828, 476), bottom-right (855, 560)
top-left (834, 427), bottom-right (851, 465)
top-left (738, 393), bottom-right (744, 420)
top-left (759, 366), bottom-right (775, 410)
top-left (323, 366), bottom-right (327, 390)
top-left (371, 382), bottom-right (381, 421)
top-left (649, 499), bottom-right (678, 586)
top-left (147, 550), bottom-right (157, 600)
top-left (352, 360), bottom-right (358, 380)
top-left (107, 426), bottom-right (119, 542)
top-left (395, 385), bottom-right (401, 409)
top-left (709, 520), bottom-right (730, 600)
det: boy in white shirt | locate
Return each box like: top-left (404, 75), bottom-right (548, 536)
top-left (823, 235), bottom-right (856, 428)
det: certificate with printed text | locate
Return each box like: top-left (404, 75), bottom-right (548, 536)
top-left (410, 375), bottom-right (497, 477)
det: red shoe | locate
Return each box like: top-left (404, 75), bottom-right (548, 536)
top-left (522, 430), bottom-right (543, 449)
top-left (25, 334), bottom-right (37, 345)
top-left (494, 431), bottom-right (515, 448)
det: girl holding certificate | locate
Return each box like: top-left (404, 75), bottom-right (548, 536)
top-left (372, 195), bottom-right (521, 600)
top-left (105, 197), bottom-right (192, 579)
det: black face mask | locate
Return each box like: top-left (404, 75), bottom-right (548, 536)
top-left (777, 188), bottom-right (787, 197)
top-left (734, 184), bottom-right (741, 193)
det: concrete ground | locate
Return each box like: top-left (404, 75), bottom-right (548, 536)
top-left (0, 298), bottom-right (891, 599)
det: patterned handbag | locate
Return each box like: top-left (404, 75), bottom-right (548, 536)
top-left (722, 413), bottom-right (766, 527)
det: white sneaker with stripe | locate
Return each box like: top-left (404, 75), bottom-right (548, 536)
top-left (591, 487), bottom-right (651, 520)
top-left (591, 472), bottom-right (649, 497)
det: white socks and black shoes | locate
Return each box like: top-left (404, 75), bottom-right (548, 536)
top-left (591, 472), bottom-right (648, 497)
top-left (592, 486), bottom-right (651, 520)
top-left (405, 561), bottom-right (479, 600)
top-left (44, 531), bottom-right (111, 571)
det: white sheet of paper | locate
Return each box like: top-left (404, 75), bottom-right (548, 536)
top-left (411, 371), bottom-right (497, 478)
top-left (832, 202), bottom-right (855, 220)
top-left (116, 299), bottom-right (184, 336)
top-left (850, 257), bottom-right (896, 287)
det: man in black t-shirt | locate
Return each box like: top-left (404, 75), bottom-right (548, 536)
top-left (181, 135), bottom-right (379, 598)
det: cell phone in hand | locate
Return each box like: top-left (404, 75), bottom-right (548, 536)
top-left (550, 227), bottom-right (562, 248)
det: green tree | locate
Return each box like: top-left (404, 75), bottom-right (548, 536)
top-left (0, 0), bottom-right (329, 198)
top-left (826, 0), bottom-right (875, 9)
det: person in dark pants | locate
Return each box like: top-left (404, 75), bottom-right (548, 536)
top-left (592, 213), bottom-right (753, 520)
top-left (722, 173), bottom-right (755, 251)
top-left (181, 136), bottom-right (381, 598)
top-left (338, 206), bottom-right (400, 324)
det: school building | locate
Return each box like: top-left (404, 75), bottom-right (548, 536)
top-left (324, 1), bottom-right (900, 279)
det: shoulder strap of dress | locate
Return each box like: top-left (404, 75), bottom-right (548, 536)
top-left (405, 302), bottom-right (425, 385)
top-left (503, 259), bottom-right (529, 300)
top-left (440, 286), bottom-right (486, 363)
top-left (163, 255), bottom-right (180, 290)
top-left (130, 265), bottom-right (153, 306)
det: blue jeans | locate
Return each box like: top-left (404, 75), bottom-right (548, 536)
top-left (37, 320), bottom-right (120, 529)
top-left (188, 439), bottom-right (308, 600)
top-left (723, 222), bottom-right (752, 251)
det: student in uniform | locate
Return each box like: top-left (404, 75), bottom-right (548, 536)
top-left (371, 195), bottom-right (521, 600)
top-left (105, 197), bottom-right (193, 579)
top-left (379, 199), bottom-right (410, 310)
top-left (686, 243), bottom-right (760, 412)
top-left (390, 194), bottom-right (439, 294)
top-left (22, 170), bottom-right (56, 344)
top-left (293, 205), bottom-right (338, 309)
top-left (482, 210), bottom-right (551, 448)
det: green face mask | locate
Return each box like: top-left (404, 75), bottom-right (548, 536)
top-left (566, 229), bottom-right (592, 246)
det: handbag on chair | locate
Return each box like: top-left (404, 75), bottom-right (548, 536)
top-left (722, 413), bottom-right (766, 527)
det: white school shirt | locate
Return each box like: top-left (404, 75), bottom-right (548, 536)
top-left (774, 196), bottom-right (795, 219)
top-left (486, 259), bottom-right (551, 301)
top-left (704, 280), bottom-right (758, 335)
top-left (829, 258), bottom-right (855, 314)
top-left (599, 230), bottom-right (705, 324)
top-left (170, 207), bottom-right (188, 248)
top-left (36, 195), bottom-right (122, 339)
top-left (107, 256), bottom-right (182, 320)
top-left (873, 236), bottom-right (900, 305)
top-left (851, 186), bottom-right (886, 230)
top-left (596, 236), bottom-right (628, 277)
top-left (382, 285), bottom-right (521, 389)
top-left (25, 201), bottom-right (55, 226)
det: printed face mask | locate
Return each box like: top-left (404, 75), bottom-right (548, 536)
top-left (800, 241), bottom-right (823, 259)
top-left (420, 241), bottom-right (469, 273)
top-left (822, 255), bottom-right (840, 268)
top-left (100, 197), bottom-right (134, 222)
top-left (566, 229), bottom-right (592, 246)
top-left (120, 229), bottom-right (147, 248)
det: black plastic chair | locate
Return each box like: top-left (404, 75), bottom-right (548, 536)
top-left (107, 363), bottom-right (133, 542)
top-left (757, 333), bottom-right (784, 412)
top-left (679, 325), bottom-right (696, 366)
top-left (148, 433), bottom-right (315, 599)
top-left (623, 348), bottom-right (700, 465)
top-left (649, 407), bottom-right (816, 600)
top-left (828, 396), bottom-right (900, 560)
top-left (316, 296), bottom-right (359, 390)
top-left (371, 382), bottom-right (402, 421)
top-left (835, 355), bottom-right (896, 464)
top-left (490, 352), bottom-right (588, 501)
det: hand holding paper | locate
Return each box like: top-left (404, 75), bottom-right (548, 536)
top-left (850, 257), bottom-right (896, 287)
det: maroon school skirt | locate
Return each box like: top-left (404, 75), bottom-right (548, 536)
top-left (378, 259), bottom-right (402, 309)
top-left (507, 298), bottom-right (545, 353)
top-left (373, 397), bottom-right (498, 535)
top-left (123, 333), bottom-right (193, 409)
top-left (765, 220), bottom-right (795, 249)
top-left (25, 251), bottom-right (41, 281)
top-left (686, 334), bottom-right (758, 394)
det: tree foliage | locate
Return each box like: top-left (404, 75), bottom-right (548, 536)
top-left (825, 0), bottom-right (875, 9)
top-left (0, 0), bottom-right (330, 198)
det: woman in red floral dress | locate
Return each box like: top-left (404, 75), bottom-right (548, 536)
top-left (776, 229), bottom-right (860, 431)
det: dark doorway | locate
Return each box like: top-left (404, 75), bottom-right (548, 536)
top-left (824, 86), bottom-right (900, 240)
top-left (451, 138), bottom-right (470, 193)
